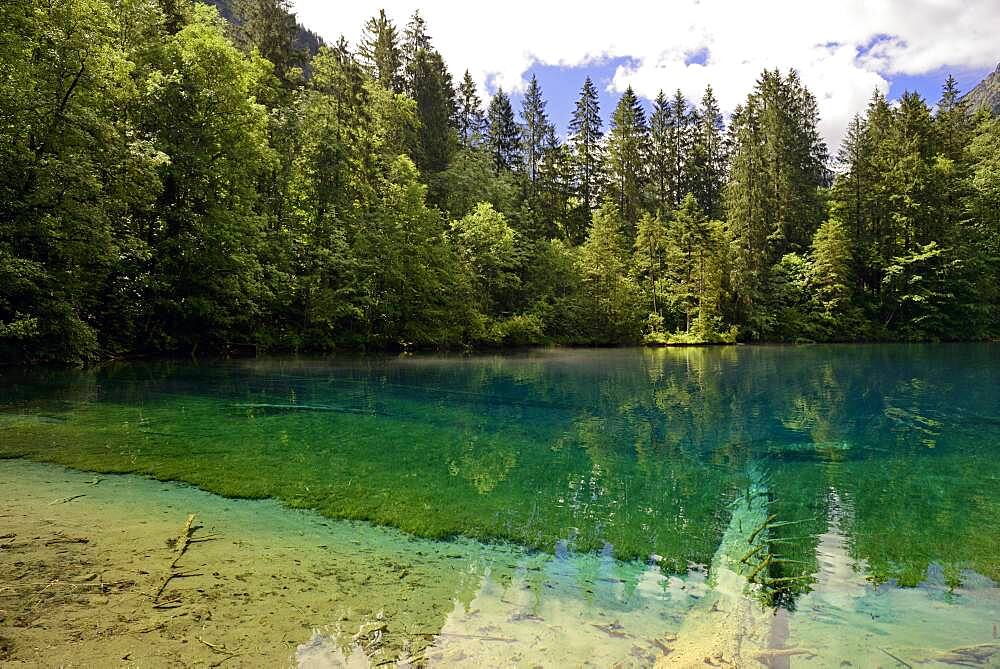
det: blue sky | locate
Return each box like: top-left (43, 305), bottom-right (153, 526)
top-left (290, 1), bottom-right (999, 149)
top-left (500, 60), bottom-right (993, 145)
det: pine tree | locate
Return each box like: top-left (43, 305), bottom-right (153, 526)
top-left (520, 75), bottom-right (552, 186)
top-left (486, 87), bottom-right (520, 173)
top-left (359, 9), bottom-right (404, 93)
top-left (456, 70), bottom-right (485, 149)
top-left (568, 77), bottom-right (603, 213)
top-left (606, 86), bottom-right (649, 230)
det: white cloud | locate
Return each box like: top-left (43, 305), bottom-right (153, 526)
top-left (289, 0), bottom-right (999, 149)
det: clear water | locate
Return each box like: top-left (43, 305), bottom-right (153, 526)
top-left (2, 345), bottom-right (999, 664)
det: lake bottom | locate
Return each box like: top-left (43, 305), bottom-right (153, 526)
top-left (1, 458), bottom-right (998, 667)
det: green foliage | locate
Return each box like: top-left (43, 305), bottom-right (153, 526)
top-left (1, 4), bottom-right (997, 363)
top-left (359, 9), bottom-right (404, 93)
top-left (578, 202), bottom-right (642, 341)
top-left (606, 86), bottom-right (649, 229)
top-left (808, 217), bottom-right (861, 339)
top-left (486, 88), bottom-right (520, 173)
top-left (568, 77), bottom-right (604, 213)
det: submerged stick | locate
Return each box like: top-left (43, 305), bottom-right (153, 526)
top-left (879, 647), bottom-right (913, 668)
top-left (747, 514), bottom-right (778, 544)
top-left (197, 636), bottom-right (238, 655)
top-left (170, 513), bottom-right (197, 568)
top-left (153, 514), bottom-right (199, 603)
top-left (739, 543), bottom-right (767, 564)
top-left (48, 494), bottom-right (85, 505)
top-left (747, 555), bottom-right (772, 583)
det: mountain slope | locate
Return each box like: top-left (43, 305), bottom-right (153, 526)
top-left (960, 63), bottom-right (1000, 116)
top-left (202, 0), bottom-right (323, 58)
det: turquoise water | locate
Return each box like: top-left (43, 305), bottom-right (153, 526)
top-left (2, 345), bottom-right (1000, 663)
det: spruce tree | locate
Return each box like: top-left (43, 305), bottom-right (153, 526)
top-left (606, 86), bottom-right (649, 231)
top-left (808, 217), bottom-right (855, 329)
top-left (568, 77), bottom-right (604, 213)
top-left (408, 47), bottom-right (456, 173)
top-left (666, 194), bottom-right (714, 332)
top-left (359, 9), bottom-right (404, 93)
top-left (486, 88), bottom-right (520, 173)
top-left (456, 70), bottom-right (485, 149)
top-left (666, 89), bottom-right (692, 207)
top-left (649, 91), bottom-right (671, 213)
top-left (232, 0), bottom-right (303, 83)
top-left (520, 75), bottom-right (552, 186)
top-left (725, 69), bottom-right (829, 334)
top-left (634, 211), bottom-right (669, 316)
top-left (402, 10), bottom-right (430, 67)
top-left (935, 75), bottom-right (970, 162)
top-left (688, 86), bottom-right (726, 218)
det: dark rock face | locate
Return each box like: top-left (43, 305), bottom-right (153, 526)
top-left (961, 63), bottom-right (1000, 116)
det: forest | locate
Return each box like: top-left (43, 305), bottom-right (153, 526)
top-left (2, 0), bottom-right (999, 363)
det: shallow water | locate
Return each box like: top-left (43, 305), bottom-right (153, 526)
top-left (1, 345), bottom-right (999, 665)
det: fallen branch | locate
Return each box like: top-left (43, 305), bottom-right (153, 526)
top-left (152, 514), bottom-right (201, 604)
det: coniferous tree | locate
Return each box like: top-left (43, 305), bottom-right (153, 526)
top-left (688, 86), bottom-right (726, 218)
top-left (832, 113), bottom-right (874, 293)
top-left (536, 126), bottom-right (574, 239)
top-left (407, 28), bottom-right (456, 174)
top-left (935, 75), bottom-right (970, 162)
top-left (402, 10), bottom-right (430, 71)
top-left (807, 217), bottom-right (857, 336)
top-left (649, 91), bottom-right (672, 213)
top-left (579, 200), bottom-right (640, 340)
top-left (725, 69), bottom-right (828, 335)
top-left (606, 86), bottom-right (649, 231)
top-left (456, 70), bottom-right (485, 149)
top-left (666, 194), bottom-right (715, 332)
top-left (232, 0), bottom-right (302, 83)
top-left (634, 211), bottom-right (669, 317)
top-left (520, 75), bottom-right (552, 186)
top-left (568, 77), bottom-right (604, 214)
top-left (486, 88), bottom-right (520, 173)
top-left (666, 89), bottom-right (692, 207)
top-left (359, 9), bottom-right (404, 93)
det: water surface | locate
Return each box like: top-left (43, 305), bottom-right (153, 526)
top-left (2, 345), bottom-right (999, 665)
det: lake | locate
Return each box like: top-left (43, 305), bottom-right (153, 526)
top-left (1, 345), bottom-right (999, 666)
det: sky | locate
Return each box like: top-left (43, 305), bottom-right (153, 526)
top-left (289, 0), bottom-right (999, 151)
